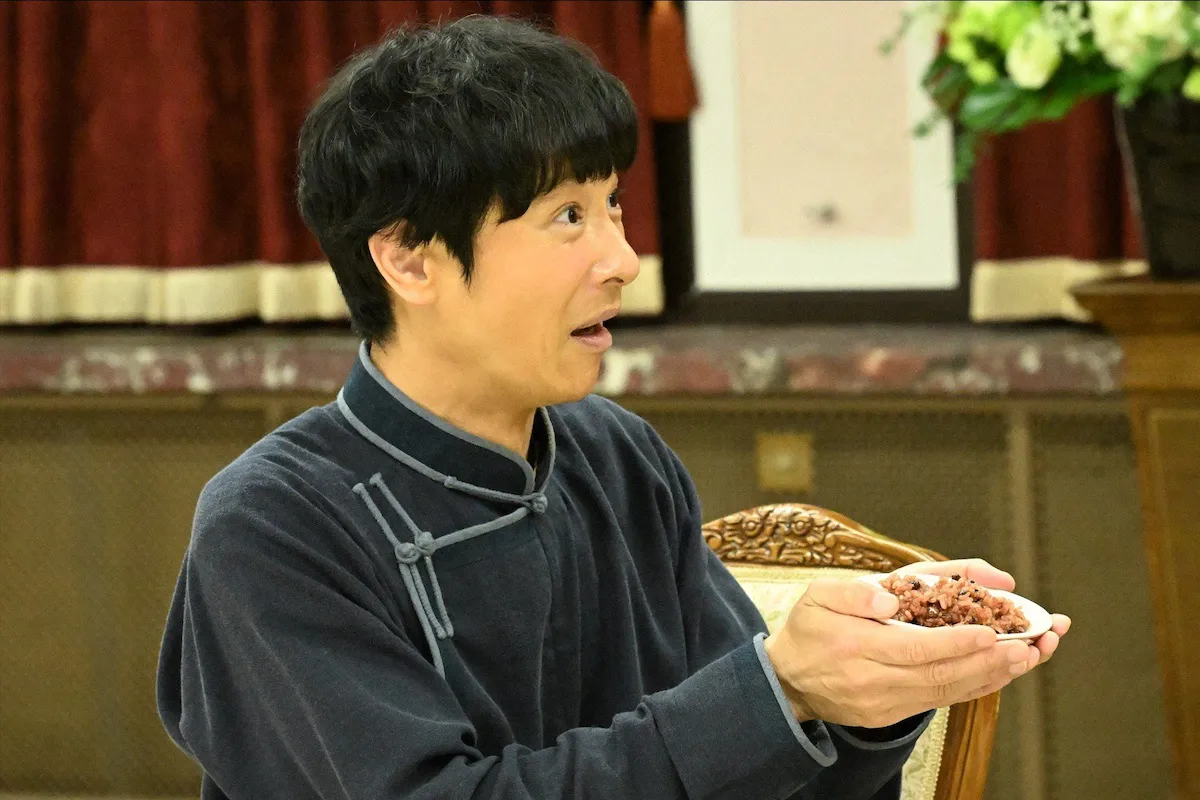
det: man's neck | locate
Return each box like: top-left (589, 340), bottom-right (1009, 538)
top-left (368, 340), bottom-right (536, 459)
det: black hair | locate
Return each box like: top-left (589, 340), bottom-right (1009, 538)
top-left (296, 15), bottom-right (639, 343)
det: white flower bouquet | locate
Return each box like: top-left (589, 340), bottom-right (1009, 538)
top-left (886, 1), bottom-right (1200, 180)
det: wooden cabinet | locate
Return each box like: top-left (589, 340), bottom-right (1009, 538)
top-left (0, 390), bottom-right (1170, 800)
top-left (1075, 278), bottom-right (1200, 800)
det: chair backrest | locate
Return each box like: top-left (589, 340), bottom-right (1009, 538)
top-left (703, 503), bottom-right (999, 800)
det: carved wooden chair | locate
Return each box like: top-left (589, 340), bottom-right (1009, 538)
top-left (704, 503), bottom-right (1000, 800)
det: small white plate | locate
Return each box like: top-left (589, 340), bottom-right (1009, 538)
top-left (858, 573), bottom-right (1053, 642)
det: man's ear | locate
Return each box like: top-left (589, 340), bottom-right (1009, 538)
top-left (368, 229), bottom-right (436, 306)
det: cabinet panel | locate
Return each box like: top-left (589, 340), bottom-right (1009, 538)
top-left (0, 409), bottom-right (261, 794)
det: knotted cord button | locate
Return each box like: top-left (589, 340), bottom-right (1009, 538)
top-left (395, 542), bottom-right (421, 565)
top-left (414, 530), bottom-right (437, 556)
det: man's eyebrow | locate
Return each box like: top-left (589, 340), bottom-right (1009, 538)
top-left (531, 182), bottom-right (584, 206)
top-left (536, 178), bottom-right (619, 204)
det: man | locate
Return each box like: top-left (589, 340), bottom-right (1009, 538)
top-left (157, 15), bottom-right (1069, 799)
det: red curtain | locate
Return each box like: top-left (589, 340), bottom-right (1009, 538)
top-left (975, 97), bottom-right (1142, 263)
top-left (0, 0), bottom-right (681, 322)
top-left (970, 96), bottom-right (1144, 320)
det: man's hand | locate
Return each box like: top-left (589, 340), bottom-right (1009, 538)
top-left (763, 558), bottom-right (1071, 729)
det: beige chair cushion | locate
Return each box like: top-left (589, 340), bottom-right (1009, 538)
top-left (726, 563), bottom-right (949, 800)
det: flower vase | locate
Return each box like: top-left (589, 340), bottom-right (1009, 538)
top-left (1115, 94), bottom-right (1200, 280)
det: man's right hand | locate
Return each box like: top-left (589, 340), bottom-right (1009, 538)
top-left (763, 575), bottom-right (1029, 729)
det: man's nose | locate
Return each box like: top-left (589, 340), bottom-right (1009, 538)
top-left (594, 222), bottom-right (640, 286)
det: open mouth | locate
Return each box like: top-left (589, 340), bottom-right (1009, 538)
top-left (570, 322), bottom-right (605, 338)
top-left (570, 307), bottom-right (619, 348)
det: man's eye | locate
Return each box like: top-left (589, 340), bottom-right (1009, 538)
top-left (555, 206), bottom-right (583, 225)
top-left (608, 189), bottom-right (624, 209)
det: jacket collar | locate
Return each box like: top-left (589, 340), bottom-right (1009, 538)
top-left (337, 342), bottom-right (551, 496)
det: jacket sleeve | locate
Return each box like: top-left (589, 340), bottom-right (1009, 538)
top-left (157, 465), bottom-right (837, 800)
top-left (655, 433), bottom-right (933, 800)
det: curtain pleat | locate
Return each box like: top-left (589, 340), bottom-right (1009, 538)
top-left (971, 96), bottom-right (1146, 322)
top-left (1, 0), bottom-right (686, 323)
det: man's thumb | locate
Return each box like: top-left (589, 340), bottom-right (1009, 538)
top-left (804, 578), bottom-right (899, 620)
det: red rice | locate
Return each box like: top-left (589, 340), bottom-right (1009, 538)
top-left (880, 573), bottom-right (1029, 634)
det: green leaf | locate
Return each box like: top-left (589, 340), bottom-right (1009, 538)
top-left (957, 79), bottom-right (1024, 131)
top-left (953, 129), bottom-right (981, 183)
top-left (913, 107), bottom-right (947, 138)
top-left (991, 94), bottom-right (1043, 133)
top-left (1127, 38), bottom-right (1170, 86)
top-left (921, 50), bottom-right (956, 86)
top-left (1145, 59), bottom-right (1191, 94)
top-left (1077, 71), bottom-right (1121, 96)
top-left (926, 65), bottom-right (974, 110)
top-left (1039, 95), bottom-right (1078, 121)
top-left (1037, 64), bottom-right (1120, 120)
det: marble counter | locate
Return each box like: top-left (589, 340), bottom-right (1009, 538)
top-left (0, 324), bottom-right (1122, 396)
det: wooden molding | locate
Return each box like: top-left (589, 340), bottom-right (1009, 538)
top-left (703, 503), bottom-right (933, 571)
top-left (1072, 276), bottom-right (1200, 335)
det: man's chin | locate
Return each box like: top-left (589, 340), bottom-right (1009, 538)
top-left (542, 367), bottom-right (602, 407)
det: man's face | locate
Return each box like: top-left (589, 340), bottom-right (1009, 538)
top-left (425, 174), bottom-right (640, 409)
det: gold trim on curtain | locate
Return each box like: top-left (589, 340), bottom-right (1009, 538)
top-left (970, 258), bottom-right (1147, 323)
top-left (0, 257), bottom-right (664, 324)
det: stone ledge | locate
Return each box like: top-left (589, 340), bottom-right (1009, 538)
top-left (0, 324), bottom-right (1122, 397)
